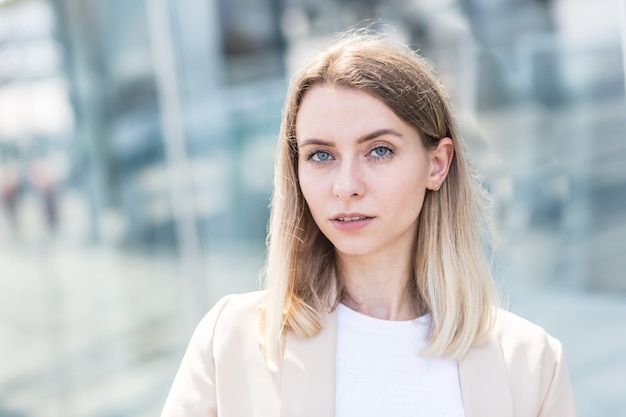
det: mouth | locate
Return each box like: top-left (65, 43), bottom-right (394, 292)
top-left (335, 216), bottom-right (369, 222)
top-left (330, 215), bottom-right (373, 231)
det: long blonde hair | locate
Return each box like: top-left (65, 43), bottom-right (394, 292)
top-left (261, 31), bottom-right (499, 368)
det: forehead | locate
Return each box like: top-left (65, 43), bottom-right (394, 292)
top-left (298, 85), bottom-right (386, 117)
top-left (295, 85), bottom-right (412, 142)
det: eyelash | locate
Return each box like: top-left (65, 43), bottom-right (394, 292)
top-left (304, 144), bottom-right (395, 163)
top-left (368, 144), bottom-right (394, 159)
top-left (305, 148), bottom-right (332, 163)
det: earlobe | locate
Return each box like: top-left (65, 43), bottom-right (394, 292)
top-left (429, 137), bottom-right (454, 189)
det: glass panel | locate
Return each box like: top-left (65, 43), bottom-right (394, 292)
top-left (0, 0), bottom-right (624, 416)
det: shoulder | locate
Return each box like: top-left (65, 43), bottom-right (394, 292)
top-left (210, 290), bottom-right (266, 316)
top-left (198, 290), bottom-right (265, 329)
top-left (462, 309), bottom-right (576, 416)
top-left (489, 309), bottom-right (571, 413)
top-left (490, 308), bottom-right (563, 363)
top-left (193, 291), bottom-right (265, 348)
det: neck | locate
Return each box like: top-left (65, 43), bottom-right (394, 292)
top-left (337, 251), bottom-right (419, 321)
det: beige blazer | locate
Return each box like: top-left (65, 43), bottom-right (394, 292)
top-left (161, 291), bottom-right (576, 417)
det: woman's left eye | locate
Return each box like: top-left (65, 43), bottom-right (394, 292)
top-left (369, 146), bottom-right (392, 158)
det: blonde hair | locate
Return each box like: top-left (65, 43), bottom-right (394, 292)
top-left (261, 31), bottom-right (499, 368)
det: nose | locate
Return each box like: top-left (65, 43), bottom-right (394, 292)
top-left (333, 158), bottom-right (364, 201)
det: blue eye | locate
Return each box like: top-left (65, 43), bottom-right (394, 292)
top-left (371, 146), bottom-right (391, 158)
top-left (311, 150), bottom-right (332, 162)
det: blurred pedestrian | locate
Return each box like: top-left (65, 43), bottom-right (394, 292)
top-left (161, 30), bottom-right (576, 417)
top-left (0, 163), bottom-right (22, 231)
top-left (29, 158), bottom-right (59, 232)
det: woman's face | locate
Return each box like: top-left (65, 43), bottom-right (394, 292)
top-left (296, 85), bottom-right (451, 260)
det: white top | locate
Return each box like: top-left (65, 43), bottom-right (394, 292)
top-left (335, 303), bottom-right (465, 417)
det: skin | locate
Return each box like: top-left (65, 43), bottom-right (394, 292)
top-left (296, 85), bottom-right (454, 320)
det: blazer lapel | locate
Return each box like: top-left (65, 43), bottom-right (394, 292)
top-left (278, 308), bottom-right (513, 417)
top-left (459, 338), bottom-right (513, 417)
top-left (280, 309), bottom-right (337, 417)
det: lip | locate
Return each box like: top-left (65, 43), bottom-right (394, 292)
top-left (330, 213), bottom-right (374, 232)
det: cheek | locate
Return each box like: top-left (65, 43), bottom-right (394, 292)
top-left (298, 171), bottom-right (320, 213)
top-left (384, 178), bottom-right (426, 216)
top-left (300, 184), bottom-right (327, 232)
top-left (298, 170), bottom-right (310, 201)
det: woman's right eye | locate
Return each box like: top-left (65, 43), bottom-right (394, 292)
top-left (309, 150), bottom-right (332, 162)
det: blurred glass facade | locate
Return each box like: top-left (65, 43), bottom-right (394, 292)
top-left (0, 0), bottom-right (624, 416)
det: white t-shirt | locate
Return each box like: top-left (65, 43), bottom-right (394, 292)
top-left (335, 303), bottom-right (465, 417)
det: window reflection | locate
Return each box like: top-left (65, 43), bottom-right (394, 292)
top-left (0, 0), bottom-right (624, 416)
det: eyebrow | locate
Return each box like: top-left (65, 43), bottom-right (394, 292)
top-left (298, 128), bottom-right (404, 148)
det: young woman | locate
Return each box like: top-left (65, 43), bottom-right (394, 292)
top-left (161, 32), bottom-right (576, 417)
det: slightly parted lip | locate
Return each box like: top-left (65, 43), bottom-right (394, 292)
top-left (331, 213), bottom-right (373, 221)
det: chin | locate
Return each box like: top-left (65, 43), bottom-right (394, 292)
top-left (322, 233), bottom-right (379, 258)
top-left (332, 244), bottom-right (376, 258)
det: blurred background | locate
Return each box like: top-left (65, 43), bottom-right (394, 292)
top-left (0, 0), bottom-right (624, 415)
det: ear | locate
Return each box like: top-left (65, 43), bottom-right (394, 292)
top-left (427, 137), bottom-right (454, 191)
